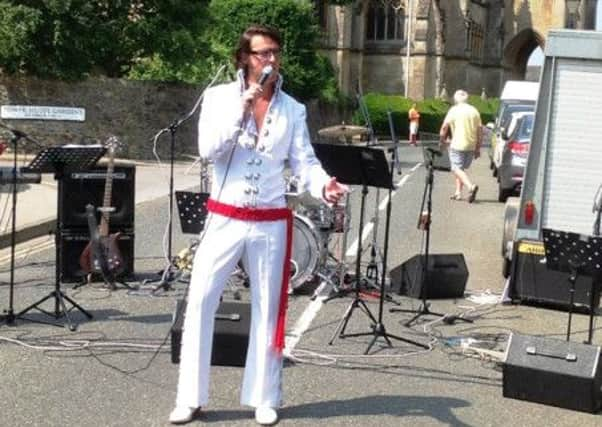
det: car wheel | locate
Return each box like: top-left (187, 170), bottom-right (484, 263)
top-left (502, 257), bottom-right (511, 278)
top-left (498, 185), bottom-right (511, 202)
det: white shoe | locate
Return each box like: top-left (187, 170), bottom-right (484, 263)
top-left (255, 406), bottom-right (279, 425)
top-left (169, 406), bottom-right (200, 424)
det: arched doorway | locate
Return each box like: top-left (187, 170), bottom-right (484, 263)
top-left (503, 28), bottom-right (545, 80)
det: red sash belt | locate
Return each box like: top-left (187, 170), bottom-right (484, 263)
top-left (207, 198), bottom-right (292, 354)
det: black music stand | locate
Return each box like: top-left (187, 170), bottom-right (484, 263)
top-left (313, 143), bottom-right (426, 351)
top-left (175, 191), bottom-right (210, 234)
top-left (542, 228), bottom-right (602, 344)
top-left (17, 145), bottom-right (106, 331)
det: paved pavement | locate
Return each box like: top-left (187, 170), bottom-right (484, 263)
top-left (0, 144), bottom-right (601, 427)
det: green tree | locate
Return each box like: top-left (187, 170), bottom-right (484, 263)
top-left (0, 1), bottom-right (210, 80)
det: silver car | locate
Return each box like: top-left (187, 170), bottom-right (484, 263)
top-left (488, 102), bottom-right (535, 176)
top-left (497, 112), bottom-right (534, 202)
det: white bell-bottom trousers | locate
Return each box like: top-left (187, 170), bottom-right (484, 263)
top-left (175, 214), bottom-right (286, 408)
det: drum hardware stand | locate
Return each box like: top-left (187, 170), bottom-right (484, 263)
top-left (542, 228), bottom-right (602, 344)
top-left (16, 144), bottom-right (106, 331)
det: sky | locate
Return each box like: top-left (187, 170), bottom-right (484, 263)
top-left (527, 1), bottom-right (601, 66)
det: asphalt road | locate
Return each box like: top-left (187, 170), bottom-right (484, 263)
top-left (0, 145), bottom-right (600, 426)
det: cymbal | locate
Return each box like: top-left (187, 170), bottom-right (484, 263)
top-left (318, 124), bottom-right (369, 139)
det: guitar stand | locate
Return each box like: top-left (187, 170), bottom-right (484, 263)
top-left (17, 145), bottom-right (105, 330)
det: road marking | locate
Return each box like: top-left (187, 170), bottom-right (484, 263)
top-left (0, 235), bottom-right (54, 266)
top-left (286, 162), bottom-right (421, 355)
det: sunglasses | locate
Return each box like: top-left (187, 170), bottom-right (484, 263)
top-left (250, 48), bottom-right (281, 60)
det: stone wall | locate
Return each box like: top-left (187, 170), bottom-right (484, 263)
top-left (0, 76), bottom-right (349, 160)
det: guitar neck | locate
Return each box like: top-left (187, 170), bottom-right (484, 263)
top-left (99, 149), bottom-right (115, 237)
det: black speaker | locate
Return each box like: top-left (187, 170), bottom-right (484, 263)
top-left (171, 299), bottom-right (250, 367)
top-left (58, 164), bottom-right (135, 229)
top-left (510, 245), bottom-right (600, 312)
top-left (503, 333), bottom-right (602, 413)
top-left (58, 231), bottom-right (135, 283)
top-left (390, 254), bottom-right (468, 299)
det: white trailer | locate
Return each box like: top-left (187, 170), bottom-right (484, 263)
top-left (503, 30), bottom-right (602, 310)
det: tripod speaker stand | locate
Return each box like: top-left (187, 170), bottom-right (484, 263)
top-left (391, 145), bottom-right (472, 326)
top-left (17, 145), bottom-right (106, 331)
top-left (313, 143), bottom-right (427, 352)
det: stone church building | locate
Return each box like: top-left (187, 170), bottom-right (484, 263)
top-left (317, 0), bottom-right (597, 99)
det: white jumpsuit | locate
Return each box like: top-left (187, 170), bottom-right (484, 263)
top-left (175, 72), bottom-right (330, 409)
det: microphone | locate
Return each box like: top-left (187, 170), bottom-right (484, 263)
top-left (257, 65), bottom-right (273, 87)
top-left (593, 183), bottom-right (602, 213)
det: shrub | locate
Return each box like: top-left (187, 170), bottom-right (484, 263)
top-left (353, 93), bottom-right (499, 138)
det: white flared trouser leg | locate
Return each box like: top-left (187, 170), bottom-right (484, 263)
top-left (240, 220), bottom-right (286, 408)
top-left (175, 215), bottom-right (246, 408)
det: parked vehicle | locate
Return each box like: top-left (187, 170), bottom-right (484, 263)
top-left (496, 112), bottom-right (534, 202)
top-left (502, 30), bottom-right (602, 312)
top-left (492, 108), bottom-right (534, 169)
top-left (486, 80), bottom-right (538, 174)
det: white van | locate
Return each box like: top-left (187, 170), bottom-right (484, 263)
top-left (502, 30), bottom-right (602, 311)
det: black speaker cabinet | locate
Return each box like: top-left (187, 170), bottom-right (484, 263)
top-left (510, 242), bottom-right (600, 312)
top-left (171, 299), bottom-right (250, 367)
top-left (58, 164), bottom-right (135, 229)
top-left (390, 254), bottom-right (468, 299)
top-left (503, 333), bottom-right (602, 413)
top-left (58, 231), bottom-right (135, 283)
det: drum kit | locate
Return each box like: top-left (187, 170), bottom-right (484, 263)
top-left (174, 123), bottom-right (371, 296)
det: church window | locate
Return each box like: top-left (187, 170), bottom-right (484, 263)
top-left (366, 1), bottom-right (405, 43)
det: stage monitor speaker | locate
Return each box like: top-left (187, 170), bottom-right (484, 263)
top-left (58, 164), bottom-right (135, 229)
top-left (503, 333), bottom-right (602, 413)
top-left (171, 299), bottom-right (250, 367)
top-left (58, 231), bottom-right (135, 283)
top-left (390, 253), bottom-right (468, 299)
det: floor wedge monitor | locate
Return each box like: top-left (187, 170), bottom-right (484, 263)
top-left (390, 253), bottom-right (468, 299)
top-left (503, 333), bottom-right (602, 413)
top-left (171, 299), bottom-right (250, 367)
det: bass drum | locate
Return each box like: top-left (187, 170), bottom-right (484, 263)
top-left (290, 213), bottom-right (324, 291)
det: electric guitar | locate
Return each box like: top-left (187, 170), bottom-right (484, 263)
top-left (79, 137), bottom-right (125, 284)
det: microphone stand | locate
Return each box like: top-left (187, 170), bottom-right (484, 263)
top-left (0, 126), bottom-right (43, 326)
top-left (150, 66), bottom-right (226, 293)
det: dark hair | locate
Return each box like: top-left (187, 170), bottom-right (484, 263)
top-left (234, 25), bottom-right (283, 72)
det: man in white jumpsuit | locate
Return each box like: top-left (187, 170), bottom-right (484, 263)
top-left (170, 25), bottom-right (348, 425)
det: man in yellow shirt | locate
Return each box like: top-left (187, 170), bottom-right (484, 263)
top-left (439, 90), bottom-right (482, 203)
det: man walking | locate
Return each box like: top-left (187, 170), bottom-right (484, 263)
top-left (439, 90), bottom-right (482, 203)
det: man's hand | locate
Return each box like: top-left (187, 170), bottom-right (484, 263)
top-left (323, 177), bottom-right (349, 204)
top-left (241, 83), bottom-right (263, 113)
top-left (474, 147), bottom-right (481, 159)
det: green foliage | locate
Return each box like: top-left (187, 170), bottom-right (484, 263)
top-left (207, 0), bottom-right (339, 101)
top-left (467, 95), bottom-right (500, 126)
top-left (353, 93), bottom-right (500, 138)
top-left (0, 4), bottom-right (42, 74)
top-left (0, 1), bottom-right (210, 80)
